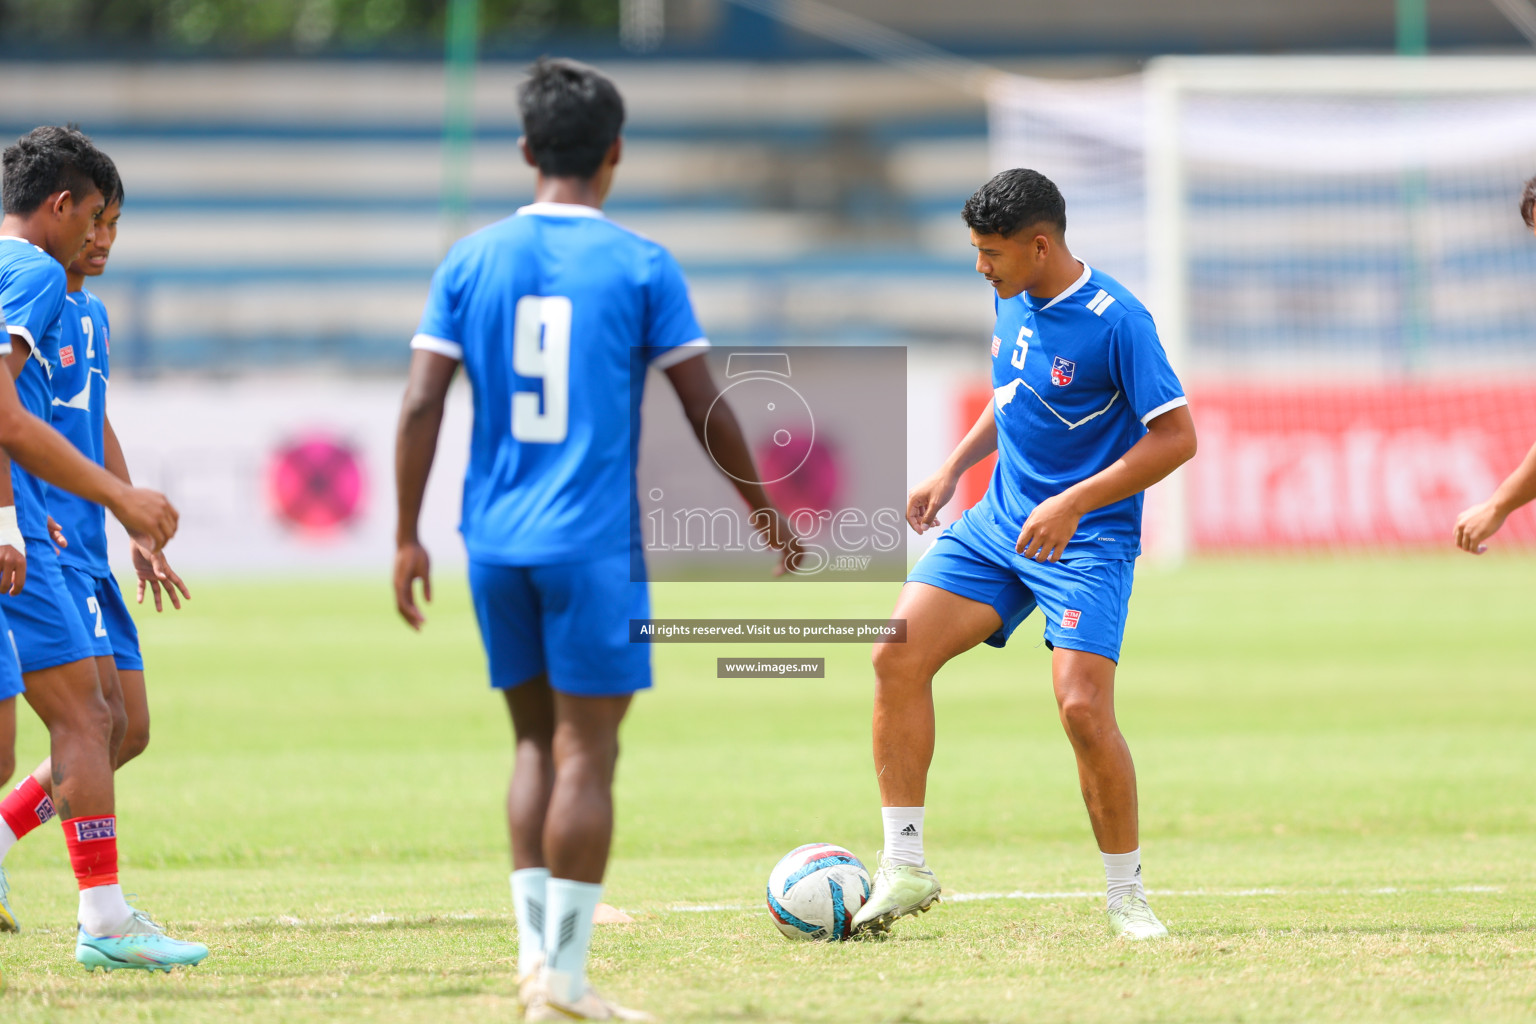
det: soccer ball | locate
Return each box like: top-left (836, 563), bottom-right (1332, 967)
top-left (765, 843), bottom-right (871, 941)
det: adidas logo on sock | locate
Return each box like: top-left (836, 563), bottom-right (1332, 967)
top-left (900, 824), bottom-right (919, 835)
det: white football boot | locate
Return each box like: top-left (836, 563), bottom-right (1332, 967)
top-left (1107, 892), bottom-right (1169, 940)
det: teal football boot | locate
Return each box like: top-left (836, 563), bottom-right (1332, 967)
top-left (76, 909), bottom-right (208, 972)
top-left (0, 865), bottom-right (18, 932)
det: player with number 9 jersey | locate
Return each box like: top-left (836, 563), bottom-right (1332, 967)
top-left (412, 203), bottom-right (705, 574)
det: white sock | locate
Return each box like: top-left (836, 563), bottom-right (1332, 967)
top-left (1102, 848), bottom-right (1143, 911)
top-left (510, 868), bottom-right (550, 978)
top-left (78, 883), bottom-right (133, 936)
top-left (543, 878), bottom-right (602, 1003)
top-left (882, 806), bottom-right (925, 867)
top-left (0, 819), bottom-right (16, 865)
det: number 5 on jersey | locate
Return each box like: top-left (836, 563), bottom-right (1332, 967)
top-left (512, 295), bottom-right (572, 443)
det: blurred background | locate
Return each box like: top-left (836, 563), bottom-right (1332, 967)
top-left (1, 0), bottom-right (1534, 571)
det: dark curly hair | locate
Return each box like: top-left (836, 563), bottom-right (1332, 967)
top-left (518, 57), bottom-right (625, 180)
top-left (2, 125), bottom-right (118, 215)
top-left (962, 168), bottom-right (1066, 238)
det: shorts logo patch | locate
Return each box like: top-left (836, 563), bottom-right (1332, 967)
top-left (990, 336), bottom-right (1001, 357)
top-left (1051, 356), bottom-right (1075, 387)
top-left (73, 817), bottom-right (115, 842)
top-left (60, 345), bottom-right (75, 368)
top-left (1060, 609), bottom-right (1082, 629)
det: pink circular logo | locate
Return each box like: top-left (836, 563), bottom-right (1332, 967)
top-left (268, 434), bottom-right (366, 534)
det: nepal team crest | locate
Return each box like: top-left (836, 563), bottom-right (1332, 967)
top-left (1051, 356), bottom-right (1075, 387)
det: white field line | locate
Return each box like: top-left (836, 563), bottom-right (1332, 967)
top-left (672, 884), bottom-right (1503, 913)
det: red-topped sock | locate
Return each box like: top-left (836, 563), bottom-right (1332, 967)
top-left (63, 815), bottom-right (132, 935)
top-left (0, 776), bottom-right (55, 862)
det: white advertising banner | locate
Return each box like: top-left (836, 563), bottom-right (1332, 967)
top-left (102, 377), bottom-right (472, 576)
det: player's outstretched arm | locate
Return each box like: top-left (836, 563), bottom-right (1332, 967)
top-left (1455, 439), bottom-right (1536, 554)
top-left (663, 353), bottom-right (802, 575)
top-left (907, 403), bottom-right (999, 535)
top-left (104, 412), bottom-right (189, 609)
top-left (393, 349), bottom-right (457, 627)
top-left (0, 347), bottom-right (177, 549)
top-left (1017, 404), bottom-right (1197, 562)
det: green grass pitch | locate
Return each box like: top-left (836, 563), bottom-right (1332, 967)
top-left (1, 555), bottom-right (1534, 1022)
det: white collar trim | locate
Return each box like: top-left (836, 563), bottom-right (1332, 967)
top-left (1037, 261), bottom-right (1092, 312)
top-left (516, 202), bottom-right (605, 220)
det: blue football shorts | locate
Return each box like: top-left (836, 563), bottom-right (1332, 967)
top-left (0, 537), bottom-right (96, 674)
top-left (906, 508), bottom-right (1136, 663)
top-left (0, 606), bottom-right (23, 700)
top-left (61, 566), bottom-right (144, 672)
top-left (468, 550), bottom-right (652, 697)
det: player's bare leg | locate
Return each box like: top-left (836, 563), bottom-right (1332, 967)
top-left (504, 675), bottom-right (556, 1001)
top-left (506, 677), bottom-right (557, 872)
top-left (1052, 649), bottom-right (1137, 851)
top-left (871, 582), bottom-right (1004, 807)
top-left (1, 657), bottom-right (145, 935)
top-left (114, 667), bottom-right (149, 768)
top-left (26, 655), bottom-right (130, 798)
top-left (19, 662), bottom-right (115, 820)
top-left (0, 696), bottom-right (14, 788)
top-left (1052, 647), bottom-right (1165, 939)
top-left (523, 691), bottom-right (651, 1021)
top-left (544, 692), bottom-right (629, 883)
top-left (853, 582), bottom-right (1002, 935)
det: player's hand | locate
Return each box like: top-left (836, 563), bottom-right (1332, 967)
top-left (111, 486), bottom-right (179, 550)
top-left (750, 508), bottom-right (805, 576)
top-left (46, 515), bottom-right (67, 550)
top-left (1015, 492), bottom-right (1082, 562)
top-left (130, 534), bottom-right (190, 611)
top-left (394, 540), bottom-right (432, 629)
top-left (1453, 498), bottom-right (1507, 555)
top-left (906, 470), bottom-right (958, 534)
top-left (0, 542), bottom-right (25, 596)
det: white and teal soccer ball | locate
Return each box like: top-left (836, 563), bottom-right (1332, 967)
top-left (765, 843), bottom-right (871, 941)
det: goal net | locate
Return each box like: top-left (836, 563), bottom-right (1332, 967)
top-left (987, 57), bottom-right (1536, 560)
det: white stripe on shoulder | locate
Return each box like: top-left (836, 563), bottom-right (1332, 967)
top-left (1039, 262), bottom-right (1094, 311)
top-left (650, 337), bottom-right (711, 370)
top-left (410, 334), bottom-right (463, 361)
top-left (1141, 396), bottom-right (1189, 426)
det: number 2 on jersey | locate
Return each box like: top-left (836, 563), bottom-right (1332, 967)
top-left (512, 295), bottom-right (572, 443)
top-left (85, 596), bottom-right (107, 638)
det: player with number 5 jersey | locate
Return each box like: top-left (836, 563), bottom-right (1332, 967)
top-left (393, 58), bottom-right (797, 1022)
top-left (853, 169), bottom-right (1198, 944)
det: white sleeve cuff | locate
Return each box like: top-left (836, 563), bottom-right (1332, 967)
top-left (7, 324), bottom-right (34, 349)
top-left (650, 337), bottom-right (710, 370)
top-left (1140, 395), bottom-right (1189, 426)
top-left (411, 333), bottom-right (463, 361)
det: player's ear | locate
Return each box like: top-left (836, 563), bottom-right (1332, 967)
top-left (605, 136), bottom-right (622, 169)
top-left (49, 190), bottom-right (71, 218)
top-left (518, 137), bottom-right (538, 169)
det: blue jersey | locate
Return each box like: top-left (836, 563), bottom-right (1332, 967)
top-left (0, 237), bottom-right (67, 543)
top-left (413, 203), bottom-right (708, 565)
top-left (976, 263), bottom-right (1186, 561)
top-left (47, 289), bottom-right (112, 577)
